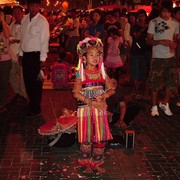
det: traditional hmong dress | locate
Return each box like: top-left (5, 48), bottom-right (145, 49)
top-left (76, 69), bottom-right (112, 143)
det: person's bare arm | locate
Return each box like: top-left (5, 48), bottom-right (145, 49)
top-left (73, 78), bottom-right (84, 101)
top-left (103, 74), bottom-right (115, 99)
top-left (119, 101), bottom-right (126, 122)
top-left (146, 33), bottom-right (173, 47)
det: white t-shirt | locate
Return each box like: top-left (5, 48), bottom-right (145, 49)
top-left (148, 16), bottom-right (179, 58)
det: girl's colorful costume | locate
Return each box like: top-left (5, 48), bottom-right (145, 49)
top-left (77, 69), bottom-right (112, 143)
top-left (75, 37), bottom-right (113, 170)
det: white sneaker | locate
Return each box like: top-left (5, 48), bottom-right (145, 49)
top-left (159, 102), bottom-right (173, 116)
top-left (151, 105), bottom-right (159, 116)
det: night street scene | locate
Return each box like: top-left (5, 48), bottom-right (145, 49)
top-left (0, 0), bottom-right (179, 179)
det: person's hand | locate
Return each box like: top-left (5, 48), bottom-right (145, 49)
top-left (9, 39), bottom-right (16, 44)
top-left (92, 100), bottom-right (107, 110)
top-left (9, 37), bottom-right (19, 44)
top-left (119, 121), bottom-right (127, 129)
top-left (159, 40), bottom-right (173, 47)
top-left (93, 94), bottom-right (104, 101)
top-left (169, 41), bottom-right (176, 49)
top-left (115, 119), bottom-right (127, 129)
top-left (40, 61), bottom-right (46, 70)
top-left (40, 61), bottom-right (49, 75)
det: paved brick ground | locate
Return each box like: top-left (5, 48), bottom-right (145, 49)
top-left (0, 82), bottom-right (179, 180)
top-left (0, 52), bottom-right (179, 179)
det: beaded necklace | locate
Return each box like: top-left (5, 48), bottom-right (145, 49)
top-left (84, 68), bottom-right (101, 80)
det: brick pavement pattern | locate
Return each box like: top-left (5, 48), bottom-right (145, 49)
top-left (0, 84), bottom-right (179, 180)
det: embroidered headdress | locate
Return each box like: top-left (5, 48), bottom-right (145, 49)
top-left (77, 37), bottom-right (103, 56)
top-left (76, 37), bottom-right (105, 81)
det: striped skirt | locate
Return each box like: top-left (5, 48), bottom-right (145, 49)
top-left (77, 106), bottom-right (112, 143)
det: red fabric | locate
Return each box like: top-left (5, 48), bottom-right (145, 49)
top-left (38, 116), bottom-right (77, 135)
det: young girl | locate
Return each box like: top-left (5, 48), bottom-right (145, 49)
top-left (105, 27), bottom-right (124, 81)
top-left (73, 37), bottom-right (115, 174)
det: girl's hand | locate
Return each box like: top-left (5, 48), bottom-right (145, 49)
top-left (93, 94), bottom-right (104, 101)
top-left (92, 100), bottom-right (107, 110)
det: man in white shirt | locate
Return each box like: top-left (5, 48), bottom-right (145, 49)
top-left (19, 0), bottom-right (50, 117)
top-left (147, 0), bottom-right (179, 117)
top-left (9, 5), bottom-right (27, 99)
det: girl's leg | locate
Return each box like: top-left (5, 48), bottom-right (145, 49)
top-left (78, 143), bottom-right (93, 174)
top-left (91, 142), bottom-right (106, 173)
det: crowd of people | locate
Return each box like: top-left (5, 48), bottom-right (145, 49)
top-left (1, 0), bottom-right (179, 113)
top-left (48, 1), bottom-right (180, 116)
top-left (0, 0), bottom-right (49, 117)
top-left (0, 0), bottom-right (179, 174)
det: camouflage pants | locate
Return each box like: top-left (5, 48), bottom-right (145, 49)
top-left (149, 57), bottom-right (178, 91)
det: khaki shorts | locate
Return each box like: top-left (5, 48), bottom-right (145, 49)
top-left (149, 57), bottom-right (178, 91)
